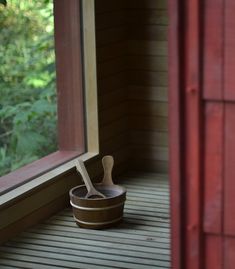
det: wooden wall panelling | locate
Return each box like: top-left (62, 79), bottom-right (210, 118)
top-left (130, 100), bottom-right (168, 117)
top-left (203, 0), bottom-right (224, 100)
top-left (95, 0), bottom-right (130, 171)
top-left (97, 72), bottom-right (127, 95)
top-left (97, 57), bottom-right (127, 79)
top-left (132, 145), bottom-right (168, 161)
top-left (224, 0), bottom-right (235, 100)
top-left (96, 42), bottom-right (127, 63)
top-left (203, 102), bottom-right (224, 233)
top-left (98, 87), bottom-right (126, 110)
top-left (100, 132), bottom-right (129, 155)
top-left (126, 9), bottom-right (168, 26)
top-left (184, 0), bottom-right (202, 268)
top-left (129, 71), bottom-right (168, 87)
top-left (96, 0), bottom-right (169, 174)
top-left (168, 0), bottom-right (182, 266)
top-left (0, 171), bottom-right (79, 231)
top-left (129, 25), bottom-right (168, 41)
top-left (224, 237), bottom-right (235, 269)
top-left (130, 131), bottom-right (168, 147)
top-left (204, 235), bottom-right (223, 269)
top-left (0, 194), bottom-right (70, 244)
top-left (131, 160), bottom-right (168, 174)
top-left (129, 115), bottom-right (168, 132)
top-left (126, 0), bottom-right (167, 10)
top-left (126, 55), bottom-right (168, 72)
top-left (99, 102), bottom-right (128, 127)
top-left (95, 27), bottom-right (127, 47)
top-left (95, 11), bottom-right (126, 31)
top-left (95, 0), bottom-right (124, 14)
top-left (128, 86), bottom-right (168, 102)
top-left (224, 103), bottom-right (235, 235)
top-left (87, 147), bottom-right (130, 181)
top-left (127, 40), bottom-right (168, 57)
top-left (99, 117), bottom-right (128, 142)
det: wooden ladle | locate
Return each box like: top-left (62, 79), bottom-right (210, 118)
top-left (76, 160), bottom-right (106, 199)
top-left (101, 155), bottom-right (115, 186)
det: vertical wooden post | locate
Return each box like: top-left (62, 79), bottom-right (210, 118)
top-left (184, 1), bottom-right (202, 268)
top-left (168, 0), bottom-right (183, 268)
top-left (54, 0), bottom-right (85, 152)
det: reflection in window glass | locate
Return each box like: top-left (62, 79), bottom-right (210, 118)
top-left (0, 0), bottom-right (57, 176)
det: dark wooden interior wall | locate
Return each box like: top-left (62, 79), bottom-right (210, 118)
top-left (95, 0), bottom-right (168, 173)
top-left (126, 0), bottom-right (168, 173)
top-left (95, 0), bottom-right (130, 175)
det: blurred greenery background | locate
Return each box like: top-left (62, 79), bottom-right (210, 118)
top-left (0, 0), bottom-right (57, 176)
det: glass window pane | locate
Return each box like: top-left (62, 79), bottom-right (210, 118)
top-left (0, 0), bottom-right (57, 176)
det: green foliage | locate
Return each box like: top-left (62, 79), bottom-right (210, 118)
top-left (0, 0), bottom-right (6, 6)
top-left (0, 0), bottom-right (57, 176)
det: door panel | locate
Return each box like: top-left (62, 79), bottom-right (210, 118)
top-left (203, 102), bottom-right (224, 233)
top-left (205, 235), bottom-right (223, 269)
top-left (224, 0), bottom-right (235, 101)
top-left (203, 0), bottom-right (223, 100)
top-left (224, 237), bottom-right (235, 269)
top-left (224, 104), bottom-right (235, 234)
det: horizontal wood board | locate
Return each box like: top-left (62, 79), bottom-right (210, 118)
top-left (0, 172), bottom-right (170, 269)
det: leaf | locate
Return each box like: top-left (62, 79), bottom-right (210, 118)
top-left (31, 99), bottom-right (55, 115)
top-left (11, 155), bottom-right (38, 171)
top-left (0, 0), bottom-right (7, 7)
top-left (15, 131), bottom-right (47, 155)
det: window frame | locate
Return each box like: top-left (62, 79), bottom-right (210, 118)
top-left (0, 0), bottom-right (87, 194)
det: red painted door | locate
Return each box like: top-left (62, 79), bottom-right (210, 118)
top-left (169, 0), bottom-right (235, 269)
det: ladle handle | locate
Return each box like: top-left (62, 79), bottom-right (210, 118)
top-left (101, 155), bottom-right (114, 186)
top-left (76, 160), bottom-right (105, 198)
top-left (76, 160), bottom-right (94, 193)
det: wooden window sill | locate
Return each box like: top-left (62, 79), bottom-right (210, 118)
top-left (0, 151), bottom-right (98, 209)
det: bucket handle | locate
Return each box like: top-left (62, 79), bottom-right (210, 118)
top-left (101, 155), bottom-right (114, 186)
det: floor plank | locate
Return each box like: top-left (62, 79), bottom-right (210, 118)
top-left (0, 172), bottom-right (170, 269)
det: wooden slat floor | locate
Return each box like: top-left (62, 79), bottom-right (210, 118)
top-left (0, 172), bottom-right (170, 269)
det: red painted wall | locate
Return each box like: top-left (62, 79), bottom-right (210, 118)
top-left (169, 0), bottom-right (235, 268)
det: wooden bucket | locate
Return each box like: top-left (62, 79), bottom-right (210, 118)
top-left (69, 184), bottom-right (126, 229)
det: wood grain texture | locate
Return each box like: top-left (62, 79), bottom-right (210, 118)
top-left (95, 0), bottom-right (169, 173)
top-left (54, 0), bottom-right (85, 151)
top-left (126, 0), bottom-right (168, 172)
top-left (184, 0), bottom-right (202, 268)
top-left (126, 0), bottom-right (167, 10)
top-left (129, 25), bottom-right (168, 41)
top-left (224, 0), bottom-right (235, 100)
top-left (128, 86), bottom-right (168, 102)
top-left (167, 1), bottom-right (182, 268)
top-left (130, 131), bottom-right (168, 147)
top-left (0, 194), bottom-right (70, 245)
top-left (0, 173), bottom-right (170, 269)
top-left (224, 103), bottom-right (235, 235)
top-left (203, 102), bottom-right (224, 233)
top-left (82, 0), bottom-right (99, 153)
top-left (224, 237), bottom-right (235, 269)
top-left (129, 71), bottom-right (168, 87)
top-left (127, 40), bottom-right (168, 56)
top-left (204, 235), bottom-right (223, 269)
top-left (203, 0), bottom-right (224, 100)
top-left (129, 116), bottom-right (168, 132)
top-left (126, 55), bottom-right (168, 72)
top-left (126, 10), bottom-right (168, 26)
